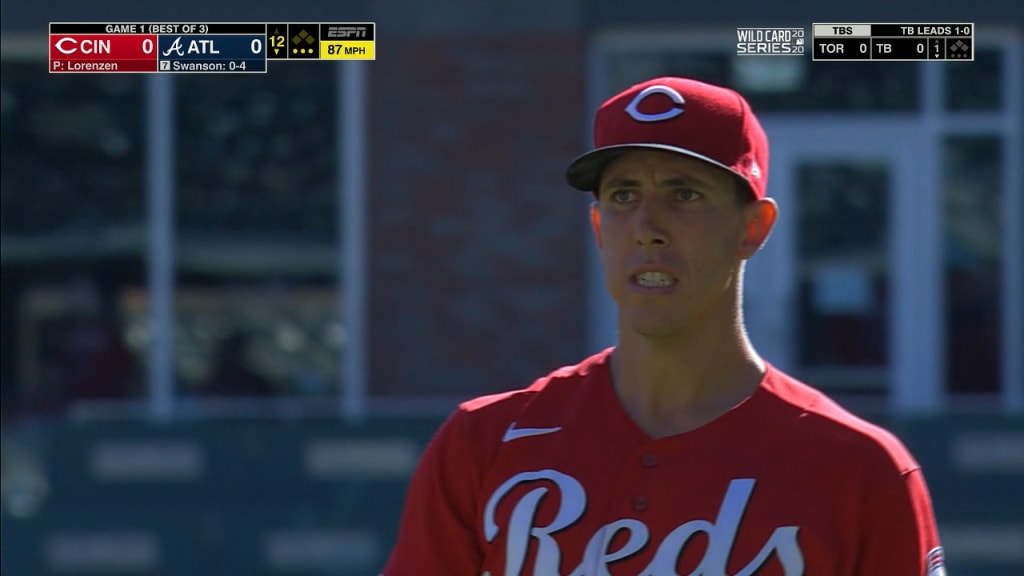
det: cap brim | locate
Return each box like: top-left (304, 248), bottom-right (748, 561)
top-left (565, 143), bottom-right (745, 193)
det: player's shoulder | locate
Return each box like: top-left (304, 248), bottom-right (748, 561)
top-left (457, 347), bottom-right (611, 419)
top-left (761, 364), bottom-right (921, 475)
top-left (439, 348), bottom-right (610, 448)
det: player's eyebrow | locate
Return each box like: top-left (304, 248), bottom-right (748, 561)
top-left (658, 175), bottom-right (712, 188)
top-left (601, 177), bottom-right (642, 189)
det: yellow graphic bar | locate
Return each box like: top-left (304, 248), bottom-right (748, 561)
top-left (320, 40), bottom-right (375, 60)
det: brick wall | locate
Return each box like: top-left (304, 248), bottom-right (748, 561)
top-left (368, 35), bottom-right (588, 398)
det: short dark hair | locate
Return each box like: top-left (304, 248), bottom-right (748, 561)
top-left (733, 176), bottom-right (758, 206)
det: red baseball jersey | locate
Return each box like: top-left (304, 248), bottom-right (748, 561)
top-left (383, 348), bottom-right (945, 575)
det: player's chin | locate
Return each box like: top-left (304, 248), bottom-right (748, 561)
top-left (621, 311), bottom-right (689, 339)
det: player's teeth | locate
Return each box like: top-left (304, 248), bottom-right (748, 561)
top-left (636, 272), bottom-right (673, 287)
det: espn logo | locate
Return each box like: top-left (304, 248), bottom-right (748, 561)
top-left (327, 26), bottom-right (367, 39)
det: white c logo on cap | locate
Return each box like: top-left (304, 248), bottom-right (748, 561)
top-left (625, 85), bottom-right (686, 123)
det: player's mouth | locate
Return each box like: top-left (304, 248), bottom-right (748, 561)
top-left (630, 271), bottom-right (678, 291)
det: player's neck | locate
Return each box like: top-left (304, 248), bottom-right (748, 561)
top-left (609, 320), bottom-right (765, 438)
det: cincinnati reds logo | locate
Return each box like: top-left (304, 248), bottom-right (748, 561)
top-left (484, 470), bottom-right (805, 575)
top-left (55, 37), bottom-right (78, 54)
top-left (625, 85), bottom-right (686, 123)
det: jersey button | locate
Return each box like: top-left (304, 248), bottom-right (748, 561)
top-left (641, 453), bottom-right (657, 467)
top-left (632, 496), bottom-right (648, 511)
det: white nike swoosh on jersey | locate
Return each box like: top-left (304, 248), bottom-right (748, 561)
top-left (502, 423), bottom-right (563, 442)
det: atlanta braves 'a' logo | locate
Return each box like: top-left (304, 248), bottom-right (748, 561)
top-left (483, 470), bottom-right (804, 575)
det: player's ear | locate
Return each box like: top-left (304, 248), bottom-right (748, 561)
top-left (738, 198), bottom-right (777, 259)
top-left (590, 201), bottom-right (603, 249)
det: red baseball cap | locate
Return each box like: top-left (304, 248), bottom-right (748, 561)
top-left (566, 76), bottom-right (769, 199)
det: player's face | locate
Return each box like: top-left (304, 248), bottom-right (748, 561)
top-left (592, 150), bottom-right (774, 339)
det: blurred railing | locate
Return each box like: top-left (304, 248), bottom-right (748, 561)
top-left (2, 411), bottom-right (1022, 575)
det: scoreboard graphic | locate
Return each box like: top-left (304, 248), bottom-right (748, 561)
top-left (812, 23), bottom-right (974, 61)
top-left (49, 22), bottom-right (376, 73)
top-left (49, 21), bottom-right (975, 73)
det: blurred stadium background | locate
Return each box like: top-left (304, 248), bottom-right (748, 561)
top-left (2, 1), bottom-right (1022, 574)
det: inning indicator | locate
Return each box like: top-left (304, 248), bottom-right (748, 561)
top-left (812, 23), bottom-right (974, 61)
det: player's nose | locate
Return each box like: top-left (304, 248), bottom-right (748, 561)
top-left (633, 196), bottom-right (670, 247)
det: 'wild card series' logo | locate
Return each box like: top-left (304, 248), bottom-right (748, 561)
top-left (736, 28), bottom-right (805, 55)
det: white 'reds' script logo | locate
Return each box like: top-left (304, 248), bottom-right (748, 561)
top-left (484, 470), bottom-right (804, 575)
top-left (625, 85), bottom-right (686, 123)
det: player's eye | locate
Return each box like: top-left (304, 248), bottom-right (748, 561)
top-left (674, 189), bottom-right (703, 202)
top-left (609, 189), bottom-right (638, 203)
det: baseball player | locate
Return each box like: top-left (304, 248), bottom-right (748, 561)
top-left (382, 76), bottom-right (945, 575)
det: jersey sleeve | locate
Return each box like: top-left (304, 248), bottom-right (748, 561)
top-left (381, 408), bottom-right (485, 575)
top-left (854, 466), bottom-right (945, 575)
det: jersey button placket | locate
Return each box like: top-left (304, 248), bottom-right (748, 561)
top-left (629, 450), bottom-right (657, 513)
